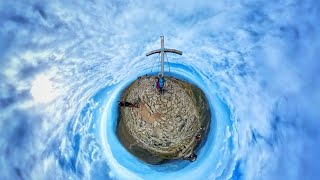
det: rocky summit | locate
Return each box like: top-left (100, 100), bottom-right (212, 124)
top-left (116, 75), bottom-right (211, 164)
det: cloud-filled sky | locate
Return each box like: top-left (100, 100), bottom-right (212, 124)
top-left (0, 0), bottom-right (320, 179)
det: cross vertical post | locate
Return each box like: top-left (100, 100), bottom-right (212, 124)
top-left (160, 36), bottom-right (165, 76)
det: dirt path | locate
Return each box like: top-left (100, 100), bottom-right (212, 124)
top-left (137, 102), bottom-right (161, 123)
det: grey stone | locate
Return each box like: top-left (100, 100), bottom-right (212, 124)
top-left (153, 121), bottom-right (158, 127)
top-left (151, 106), bottom-right (155, 113)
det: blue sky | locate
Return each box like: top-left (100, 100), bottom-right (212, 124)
top-left (0, 0), bottom-right (320, 179)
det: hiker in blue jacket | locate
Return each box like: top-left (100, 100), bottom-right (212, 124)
top-left (158, 75), bottom-right (166, 94)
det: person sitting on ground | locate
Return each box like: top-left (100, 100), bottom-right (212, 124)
top-left (158, 75), bottom-right (166, 94)
top-left (195, 133), bottom-right (202, 141)
top-left (118, 101), bottom-right (139, 108)
top-left (183, 153), bottom-right (197, 162)
top-left (189, 153), bottom-right (197, 162)
top-left (137, 76), bottom-right (141, 85)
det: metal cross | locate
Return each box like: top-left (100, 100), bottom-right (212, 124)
top-left (146, 36), bottom-right (182, 77)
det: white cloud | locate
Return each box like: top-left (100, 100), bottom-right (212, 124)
top-left (0, 0), bottom-right (319, 179)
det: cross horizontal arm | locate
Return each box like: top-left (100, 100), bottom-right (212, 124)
top-left (146, 49), bottom-right (161, 56)
top-left (164, 48), bottom-right (182, 55)
top-left (146, 48), bottom-right (182, 56)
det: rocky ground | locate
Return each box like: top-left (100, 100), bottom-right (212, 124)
top-left (116, 75), bottom-right (210, 164)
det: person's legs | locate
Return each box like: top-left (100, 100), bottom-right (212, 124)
top-left (125, 102), bottom-right (138, 108)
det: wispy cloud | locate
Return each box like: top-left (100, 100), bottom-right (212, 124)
top-left (0, 0), bottom-right (319, 179)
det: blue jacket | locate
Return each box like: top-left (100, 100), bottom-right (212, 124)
top-left (159, 77), bottom-right (166, 88)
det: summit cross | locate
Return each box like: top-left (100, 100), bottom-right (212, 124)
top-left (146, 36), bottom-right (182, 77)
